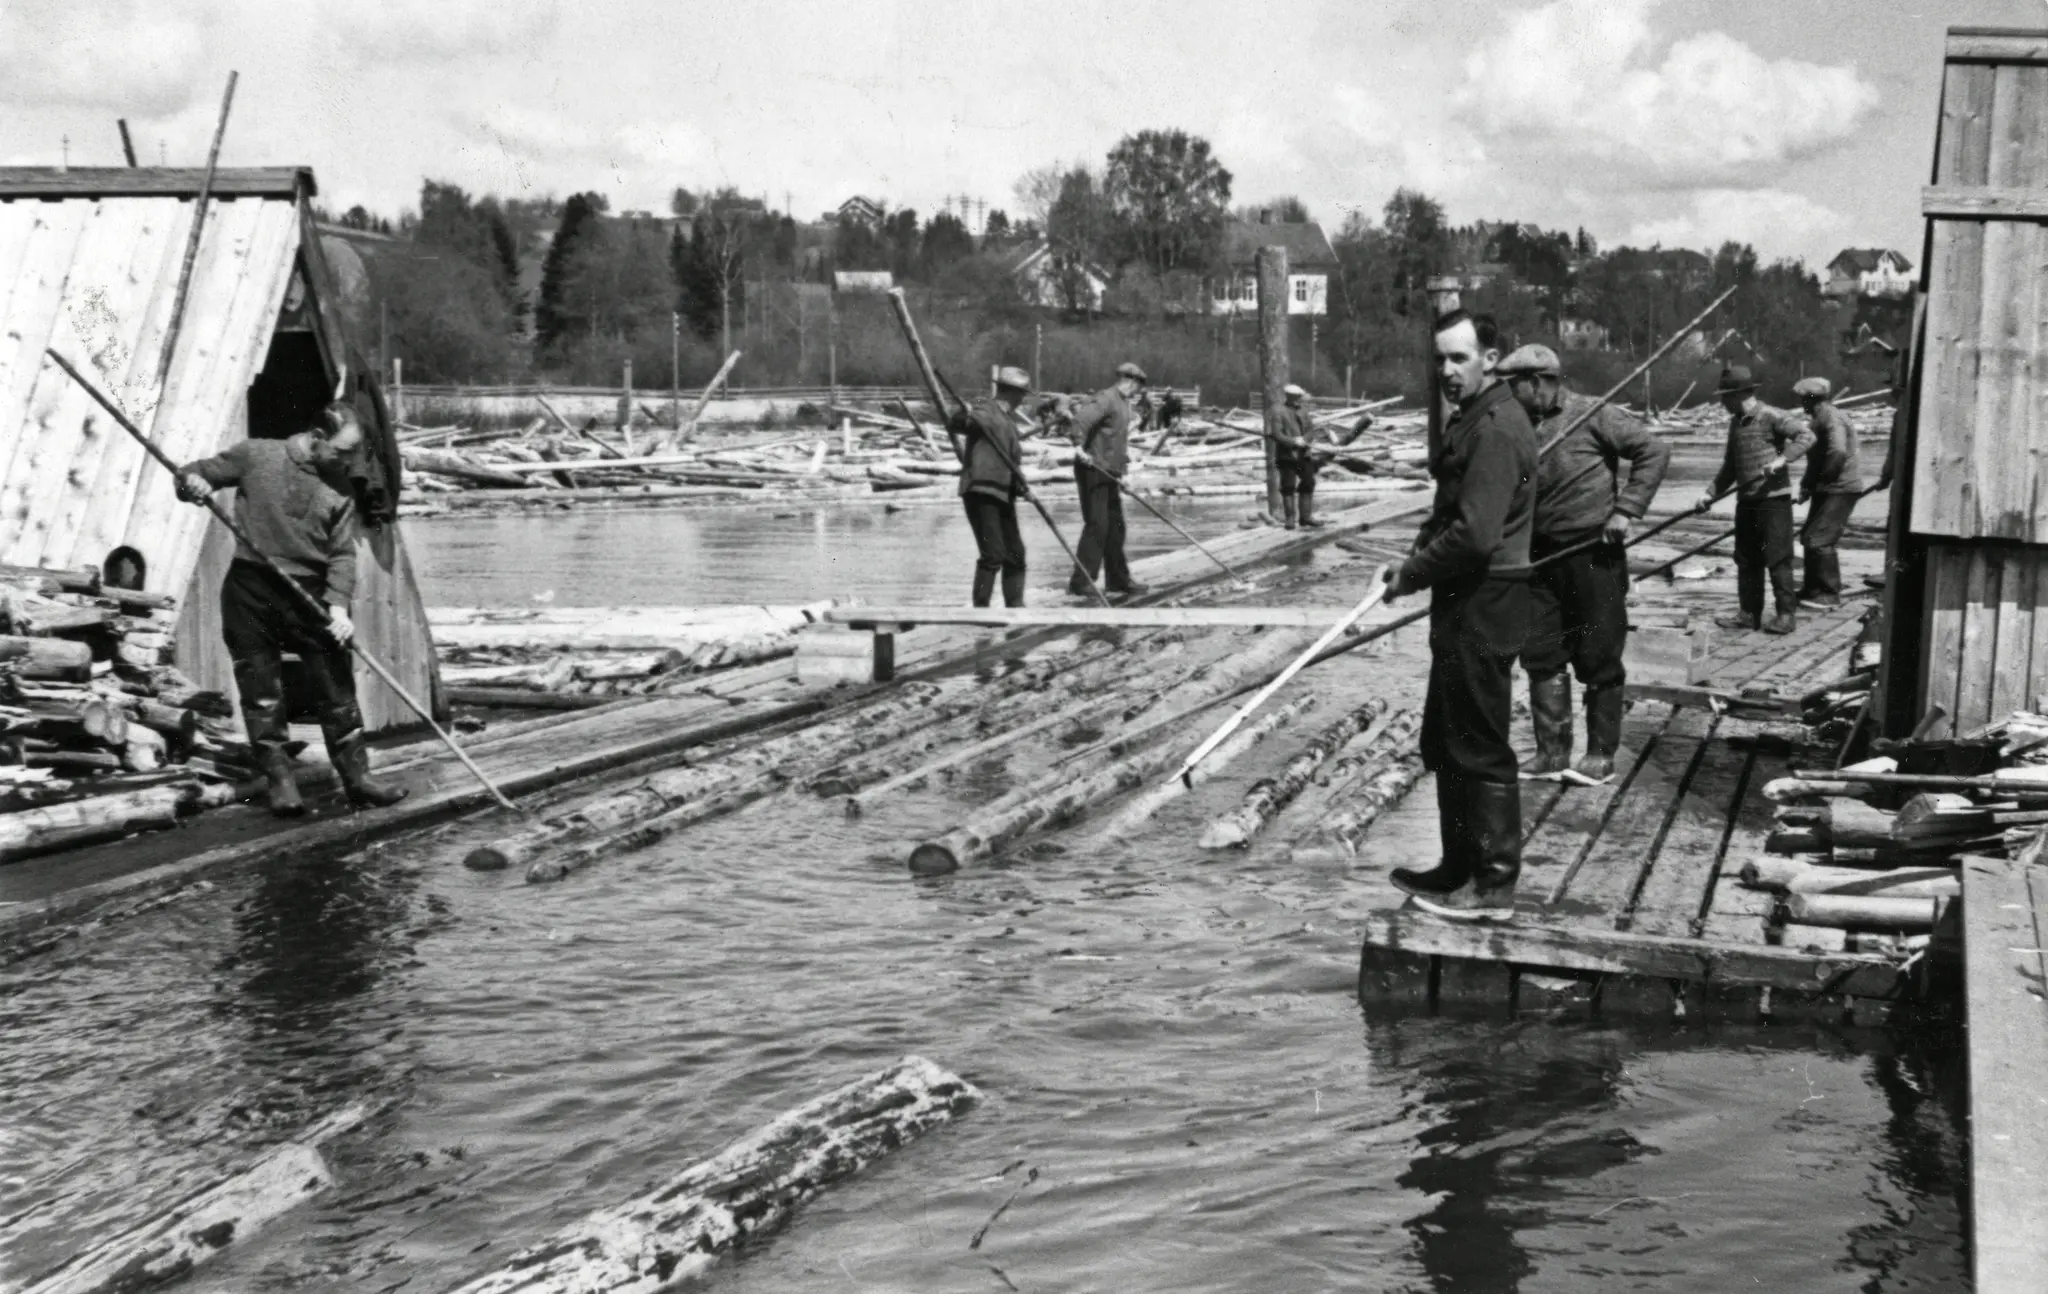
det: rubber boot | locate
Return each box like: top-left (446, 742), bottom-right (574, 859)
top-left (971, 566), bottom-right (997, 609)
top-left (1714, 608), bottom-right (1759, 632)
top-left (1392, 770), bottom-right (1471, 899)
top-left (1282, 494), bottom-right (1299, 530)
top-left (1800, 549), bottom-right (1841, 609)
top-left (1521, 673), bottom-right (1573, 779)
top-left (233, 656), bottom-right (303, 817)
top-left (1719, 565), bottom-right (1762, 631)
top-left (1762, 590), bottom-right (1799, 636)
top-left (330, 729), bottom-right (408, 809)
top-left (1414, 778), bottom-right (1521, 922)
top-left (1574, 685), bottom-right (1623, 782)
top-left (1000, 568), bottom-right (1027, 609)
top-left (304, 652), bottom-right (407, 809)
top-left (1299, 493), bottom-right (1326, 528)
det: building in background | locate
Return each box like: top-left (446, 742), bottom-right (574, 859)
top-left (1210, 216), bottom-right (1335, 316)
top-left (1824, 248), bottom-right (1915, 299)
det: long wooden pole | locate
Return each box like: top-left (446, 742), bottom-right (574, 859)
top-left (1537, 284), bottom-right (1737, 458)
top-left (156, 71), bottom-right (237, 385)
top-left (1172, 567), bottom-right (1390, 787)
top-left (44, 349), bottom-right (523, 815)
top-left (1073, 452), bottom-right (1246, 584)
top-left (671, 349), bottom-right (741, 448)
top-left (1630, 525), bottom-right (1736, 584)
top-left (116, 119), bottom-right (138, 167)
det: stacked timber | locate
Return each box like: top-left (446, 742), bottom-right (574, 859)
top-left (0, 564), bottom-right (257, 862)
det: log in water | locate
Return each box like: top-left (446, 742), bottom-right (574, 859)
top-left (1198, 698), bottom-right (1389, 850)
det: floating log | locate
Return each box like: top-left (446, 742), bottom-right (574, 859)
top-left (574, 649), bottom-right (686, 681)
top-left (1090, 691), bottom-right (1323, 842)
top-left (1288, 712), bottom-right (1425, 860)
top-left (446, 685), bottom-right (611, 711)
top-left (445, 1057), bottom-right (977, 1294)
top-left (1198, 699), bottom-right (1388, 850)
top-left (0, 634), bottom-right (92, 680)
top-left (843, 692), bottom-right (1103, 817)
top-left (400, 446), bottom-right (538, 489)
top-left (22, 1104), bottom-right (364, 1294)
top-left (1740, 854), bottom-right (1960, 897)
top-left (1784, 892), bottom-right (1946, 931)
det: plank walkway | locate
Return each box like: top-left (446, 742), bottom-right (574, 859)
top-left (1357, 601), bottom-right (1907, 1021)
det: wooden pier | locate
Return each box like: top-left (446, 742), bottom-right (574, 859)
top-left (1356, 592), bottom-right (1907, 1022)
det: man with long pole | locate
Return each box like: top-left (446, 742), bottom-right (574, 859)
top-left (1065, 362), bottom-right (1148, 600)
top-left (1381, 311), bottom-right (1536, 922)
top-left (950, 367), bottom-right (1034, 608)
top-left (1700, 365), bottom-right (1814, 635)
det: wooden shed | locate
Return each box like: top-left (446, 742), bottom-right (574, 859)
top-left (0, 166), bottom-right (439, 733)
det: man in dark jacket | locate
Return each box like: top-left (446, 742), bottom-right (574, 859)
top-left (177, 405), bottom-right (407, 816)
top-left (1500, 344), bottom-right (1670, 781)
top-left (1383, 310), bottom-right (1537, 922)
top-left (1271, 383), bottom-right (1320, 529)
top-left (1067, 361), bottom-right (1148, 599)
top-left (1793, 376), bottom-right (1861, 609)
top-left (948, 366), bottom-right (1033, 607)
top-left (1700, 367), bottom-right (1815, 635)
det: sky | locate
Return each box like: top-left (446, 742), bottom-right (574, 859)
top-left (1, 0), bottom-right (2042, 269)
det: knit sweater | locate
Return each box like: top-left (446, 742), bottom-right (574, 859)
top-left (183, 437), bottom-right (359, 605)
top-left (1068, 387), bottom-right (1134, 475)
top-left (1799, 401), bottom-right (1863, 495)
top-left (951, 397), bottom-right (1025, 500)
top-left (1712, 401), bottom-right (1815, 501)
top-left (1533, 390), bottom-right (1670, 538)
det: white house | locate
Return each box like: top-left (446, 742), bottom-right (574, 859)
top-left (1211, 217), bottom-right (1335, 316)
top-left (1824, 248), bottom-right (1915, 299)
top-left (997, 243), bottom-right (1110, 312)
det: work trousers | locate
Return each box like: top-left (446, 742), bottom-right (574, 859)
top-left (962, 492), bottom-right (1026, 607)
top-left (1420, 573), bottom-right (1529, 787)
top-left (1734, 496), bottom-right (1798, 618)
top-left (1800, 492), bottom-right (1859, 598)
top-left (1277, 458), bottom-right (1319, 496)
top-left (1070, 464), bottom-right (1133, 593)
top-left (221, 558), bottom-right (363, 747)
top-left (1521, 532), bottom-right (1628, 688)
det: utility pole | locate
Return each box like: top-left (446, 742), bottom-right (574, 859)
top-left (1033, 322), bottom-right (1043, 390)
top-left (1424, 277), bottom-right (1463, 462)
top-left (671, 311), bottom-right (682, 428)
top-left (1256, 245), bottom-right (1289, 522)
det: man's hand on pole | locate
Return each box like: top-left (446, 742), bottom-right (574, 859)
top-left (1695, 488), bottom-right (1719, 512)
top-left (1381, 565), bottom-right (1419, 604)
top-left (327, 605), bottom-right (355, 646)
top-left (177, 472), bottom-right (212, 503)
top-left (1603, 512), bottom-right (1632, 544)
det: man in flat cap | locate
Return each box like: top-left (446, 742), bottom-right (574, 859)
top-left (1700, 366), bottom-right (1814, 634)
top-left (1792, 376), bottom-right (1861, 609)
top-left (1270, 383), bottom-right (1323, 529)
top-left (1500, 344), bottom-right (1669, 781)
top-left (1066, 361), bottom-right (1149, 599)
top-left (948, 366), bottom-right (1034, 608)
top-left (1382, 310), bottom-right (1536, 923)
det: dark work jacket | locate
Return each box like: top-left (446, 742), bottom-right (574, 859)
top-left (1069, 386), bottom-right (1134, 475)
top-left (951, 397), bottom-right (1024, 500)
top-left (1402, 381), bottom-right (1536, 588)
top-left (1272, 404), bottom-right (1317, 467)
top-left (183, 436), bottom-right (359, 606)
top-left (1799, 402), bottom-right (1863, 495)
top-left (1533, 390), bottom-right (1670, 539)
top-left (1712, 401), bottom-right (1814, 501)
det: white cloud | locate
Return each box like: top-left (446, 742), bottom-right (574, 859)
top-left (1625, 188), bottom-right (1846, 259)
top-left (0, 0), bottom-right (212, 114)
top-left (1457, 0), bottom-right (1878, 187)
top-left (338, 0), bottom-right (562, 62)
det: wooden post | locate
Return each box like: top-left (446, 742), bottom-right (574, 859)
top-left (670, 311), bottom-right (681, 428)
top-left (378, 300), bottom-right (389, 379)
top-left (1033, 321), bottom-right (1043, 390)
top-left (1423, 276), bottom-right (1462, 461)
top-left (117, 119), bottom-right (137, 167)
top-left (391, 356), bottom-right (404, 428)
top-left (1256, 245), bottom-right (1289, 521)
top-left (1346, 362), bottom-right (1353, 401)
top-left (1310, 315), bottom-right (1318, 382)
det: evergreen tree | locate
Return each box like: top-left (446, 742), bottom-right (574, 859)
top-left (535, 192), bottom-right (601, 348)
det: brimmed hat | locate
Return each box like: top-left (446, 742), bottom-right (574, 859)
top-left (1792, 376), bottom-right (1832, 400)
top-left (995, 365), bottom-right (1031, 391)
top-left (1497, 344), bottom-right (1561, 378)
top-left (1115, 361), bottom-right (1148, 383)
top-left (1282, 383), bottom-right (1307, 400)
top-left (1715, 366), bottom-right (1758, 396)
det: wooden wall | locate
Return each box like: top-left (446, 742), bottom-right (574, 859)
top-left (1920, 541), bottom-right (2048, 733)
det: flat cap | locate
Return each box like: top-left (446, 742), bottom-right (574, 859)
top-left (995, 365), bottom-right (1032, 391)
top-left (1497, 344), bottom-right (1561, 378)
top-left (1115, 361), bottom-right (1148, 383)
top-left (1282, 382), bottom-right (1307, 399)
top-left (1792, 376), bottom-right (1833, 399)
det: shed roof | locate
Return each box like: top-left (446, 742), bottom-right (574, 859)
top-left (0, 173), bottom-right (308, 585)
top-left (1222, 219), bottom-right (1337, 269)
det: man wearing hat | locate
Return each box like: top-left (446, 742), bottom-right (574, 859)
top-left (1792, 376), bottom-right (1861, 609)
top-left (1499, 344), bottom-right (1669, 781)
top-left (1700, 366), bottom-right (1814, 634)
top-left (1271, 383), bottom-right (1325, 529)
top-left (1065, 361), bottom-right (1149, 598)
top-left (948, 366), bottom-right (1034, 608)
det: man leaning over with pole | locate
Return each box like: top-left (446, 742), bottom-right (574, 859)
top-left (1499, 344), bottom-right (1669, 782)
top-left (1792, 375), bottom-right (1861, 610)
top-left (1066, 361), bottom-right (1149, 600)
top-left (949, 366), bottom-right (1033, 608)
top-left (1383, 311), bottom-right (1537, 923)
top-left (1700, 365), bottom-right (1814, 635)
top-left (177, 405), bottom-right (408, 816)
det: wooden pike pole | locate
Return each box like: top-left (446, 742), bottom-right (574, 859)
top-left (156, 71), bottom-right (237, 385)
top-left (1172, 566), bottom-right (1390, 787)
top-left (44, 350), bottom-right (524, 815)
top-left (1072, 450), bottom-right (1247, 586)
top-left (671, 348), bottom-right (742, 448)
top-left (1537, 284), bottom-right (1738, 458)
top-left (887, 289), bottom-right (1111, 608)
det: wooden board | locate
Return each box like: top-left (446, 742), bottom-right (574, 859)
top-left (1630, 730), bottom-right (1745, 937)
top-left (1515, 704), bottom-right (1670, 913)
top-left (0, 168), bottom-right (312, 199)
top-left (823, 605), bottom-right (1386, 629)
top-left (1562, 707), bottom-right (1715, 929)
top-left (1699, 751), bottom-right (1783, 945)
top-left (1961, 847), bottom-right (2048, 1294)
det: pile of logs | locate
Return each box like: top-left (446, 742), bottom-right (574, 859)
top-left (1, 564), bottom-right (258, 863)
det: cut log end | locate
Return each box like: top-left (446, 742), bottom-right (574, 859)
top-left (907, 842), bottom-right (960, 876)
top-left (462, 846), bottom-right (511, 871)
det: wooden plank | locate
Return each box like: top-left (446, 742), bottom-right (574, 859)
top-left (1922, 545), bottom-right (1969, 733)
top-left (1740, 605), bottom-right (1869, 698)
top-left (1357, 910), bottom-right (1902, 997)
top-left (1957, 546), bottom-right (2002, 733)
top-left (1632, 731), bottom-right (1745, 937)
top-left (1559, 707), bottom-right (1713, 927)
top-left (1992, 547), bottom-right (2037, 719)
top-left (0, 203), bottom-right (95, 544)
top-left (1515, 703), bottom-right (1670, 912)
top-left (0, 168), bottom-right (311, 199)
top-left (1923, 184), bottom-right (2048, 216)
top-left (2030, 551), bottom-right (2048, 714)
top-left (1948, 28), bottom-right (2048, 64)
top-left (822, 605), bottom-right (1383, 629)
top-left (1962, 847), bottom-right (2048, 1294)
top-left (1700, 750), bottom-right (1783, 944)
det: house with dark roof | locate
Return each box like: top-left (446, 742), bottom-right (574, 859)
top-left (995, 242), bottom-right (1110, 312)
top-left (1212, 216), bottom-right (1336, 316)
top-left (829, 195), bottom-right (884, 229)
top-left (1825, 248), bottom-right (1914, 299)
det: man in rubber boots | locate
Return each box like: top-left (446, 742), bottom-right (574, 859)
top-left (1700, 366), bottom-right (1814, 635)
top-left (949, 366), bottom-right (1033, 608)
top-left (177, 404), bottom-right (408, 816)
top-left (1066, 361), bottom-right (1148, 600)
top-left (1383, 311), bottom-right (1537, 922)
top-left (1792, 376), bottom-right (1861, 610)
top-left (1500, 344), bottom-right (1669, 782)
top-left (1271, 383), bottom-right (1323, 529)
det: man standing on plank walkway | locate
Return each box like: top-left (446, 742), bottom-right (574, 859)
top-left (1382, 310), bottom-right (1537, 923)
top-left (1270, 382), bottom-right (1371, 530)
top-left (1700, 365), bottom-right (1814, 635)
top-left (948, 365), bottom-right (1033, 608)
top-left (1793, 375), bottom-right (1860, 610)
top-left (1065, 361), bottom-right (1148, 600)
top-left (177, 404), bottom-right (408, 816)
top-left (1499, 344), bottom-right (1669, 782)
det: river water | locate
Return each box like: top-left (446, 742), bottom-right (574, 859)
top-left (0, 495), bottom-right (1966, 1292)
